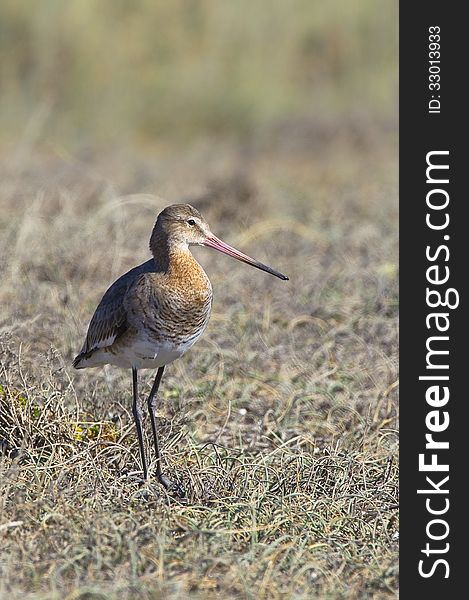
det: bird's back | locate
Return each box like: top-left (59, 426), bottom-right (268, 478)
top-left (73, 259), bottom-right (156, 368)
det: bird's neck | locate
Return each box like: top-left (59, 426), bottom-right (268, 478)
top-left (150, 230), bottom-right (200, 279)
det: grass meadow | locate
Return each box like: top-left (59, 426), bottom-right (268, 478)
top-left (1, 2), bottom-right (398, 598)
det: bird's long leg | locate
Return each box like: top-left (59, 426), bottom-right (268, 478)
top-left (147, 366), bottom-right (165, 481)
top-left (132, 367), bottom-right (148, 480)
top-left (147, 366), bottom-right (184, 495)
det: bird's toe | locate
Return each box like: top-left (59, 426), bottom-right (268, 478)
top-left (159, 474), bottom-right (185, 498)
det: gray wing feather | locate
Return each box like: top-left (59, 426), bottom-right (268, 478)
top-left (77, 259), bottom-right (156, 357)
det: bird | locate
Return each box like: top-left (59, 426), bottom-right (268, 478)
top-left (73, 203), bottom-right (288, 494)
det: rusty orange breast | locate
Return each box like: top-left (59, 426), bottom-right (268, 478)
top-left (165, 249), bottom-right (212, 301)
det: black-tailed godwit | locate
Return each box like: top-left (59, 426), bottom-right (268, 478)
top-left (73, 204), bottom-right (288, 493)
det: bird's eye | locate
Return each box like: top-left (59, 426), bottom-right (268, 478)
top-left (187, 219), bottom-right (196, 226)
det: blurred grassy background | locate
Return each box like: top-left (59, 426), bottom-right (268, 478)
top-left (0, 2), bottom-right (398, 599)
top-left (0, 0), bottom-right (397, 149)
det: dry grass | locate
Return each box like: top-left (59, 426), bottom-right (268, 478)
top-left (0, 133), bottom-right (398, 599)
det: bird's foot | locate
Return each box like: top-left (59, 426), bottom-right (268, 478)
top-left (119, 470), bottom-right (147, 486)
top-left (158, 473), bottom-right (185, 498)
top-left (119, 469), bottom-right (185, 498)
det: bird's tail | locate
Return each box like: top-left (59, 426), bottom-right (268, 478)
top-left (72, 354), bottom-right (84, 369)
top-left (72, 351), bottom-right (91, 369)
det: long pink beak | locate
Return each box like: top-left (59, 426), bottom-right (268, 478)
top-left (202, 234), bottom-right (289, 280)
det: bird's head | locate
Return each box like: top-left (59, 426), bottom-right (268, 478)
top-left (151, 203), bottom-right (288, 280)
top-left (152, 203), bottom-right (210, 247)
